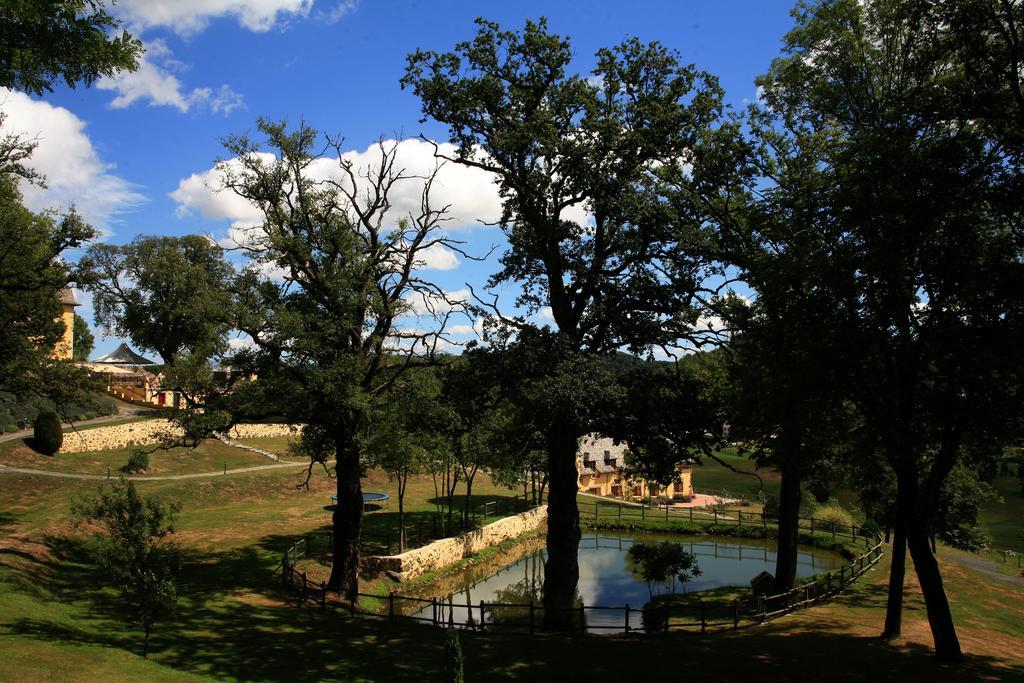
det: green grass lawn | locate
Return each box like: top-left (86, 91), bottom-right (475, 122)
top-left (691, 447), bottom-right (781, 501)
top-left (1, 444), bottom-right (1022, 681)
top-left (231, 435), bottom-right (306, 458)
top-left (978, 474), bottom-right (1024, 552)
top-left (0, 438), bottom-right (284, 476)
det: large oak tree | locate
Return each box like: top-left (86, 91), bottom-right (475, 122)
top-left (404, 18), bottom-right (725, 625)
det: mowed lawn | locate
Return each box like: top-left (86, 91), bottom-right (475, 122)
top-left (0, 441), bottom-right (1021, 681)
top-left (692, 447), bottom-right (782, 500)
top-left (978, 474), bottom-right (1024, 553)
top-left (0, 438), bottom-right (285, 476)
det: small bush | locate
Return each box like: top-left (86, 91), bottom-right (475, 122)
top-left (123, 451), bottom-right (150, 473)
top-left (444, 628), bottom-right (464, 683)
top-left (941, 526), bottom-right (991, 552)
top-left (812, 501), bottom-right (855, 532)
top-left (673, 493), bottom-right (692, 503)
top-left (32, 411), bottom-right (63, 455)
top-left (655, 495), bottom-right (671, 507)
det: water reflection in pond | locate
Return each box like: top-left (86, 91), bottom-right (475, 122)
top-left (411, 531), bottom-right (844, 633)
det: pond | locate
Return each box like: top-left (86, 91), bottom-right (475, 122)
top-left (409, 530), bottom-right (845, 633)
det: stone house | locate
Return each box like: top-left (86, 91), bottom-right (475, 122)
top-left (576, 434), bottom-right (694, 501)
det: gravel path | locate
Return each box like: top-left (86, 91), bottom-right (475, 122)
top-left (944, 551), bottom-right (1024, 585)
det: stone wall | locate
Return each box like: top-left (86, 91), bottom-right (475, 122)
top-left (59, 420), bottom-right (300, 453)
top-left (365, 506), bottom-right (548, 582)
top-left (60, 419), bottom-right (178, 452)
top-left (227, 423), bottom-right (299, 439)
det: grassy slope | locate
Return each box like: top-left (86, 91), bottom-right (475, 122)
top-left (0, 438), bottom-right (285, 476)
top-left (978, 474), bottom-right (1024, 552)
top-left (691, 447), bottom-right (781, 500)
top-left (0, 442), bottom-right (1022, 681)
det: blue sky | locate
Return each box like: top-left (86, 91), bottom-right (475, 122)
top-left (4, 0), bottom-right (797, 357)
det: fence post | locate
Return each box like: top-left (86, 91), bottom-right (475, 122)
top-left (431, 598), bottom-right (437, 628)
top-left (733, 600), bottom-right (739, 629)
top-left (666, 503), bottom-right (669, 522)
top-left (664, 601), bottom-right (670, 633)
top-left (301, 571), bottom-right (308, 601)
top-left (738, 510), bottom-right (742, 526)
top-left (690, 507), bottom-right (693, 523)
top-left (811, 517), bottom-right (814, 535)
top-left (700, 603), bottom-right (706, 633)
top-left (714, 509), bottom-right (718, 524)
top-left (320, 582), bottom-right (327, 610)
top-left (479, 600), bottom-right (485, 631)
top-left (596, 501), bottom-right (599, 519)
top-left (642, 505), bottom-right (645, 521)
top-left (529, 601), bottom-right (535, 635)
top-left (624, 604), bottom-right (630, 634)
top-left (580, 602), bottom-right (586, 635)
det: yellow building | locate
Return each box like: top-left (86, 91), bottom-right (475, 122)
top-left (54, 288), bottom-right (79, 360)
top-left (576, 434), bottom-right (693, 501)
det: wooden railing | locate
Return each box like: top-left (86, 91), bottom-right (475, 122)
top-left (279, 503), bottom-right (884, 636)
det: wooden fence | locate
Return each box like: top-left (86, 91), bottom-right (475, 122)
top-left (279, 503), bottom-right (884, 637)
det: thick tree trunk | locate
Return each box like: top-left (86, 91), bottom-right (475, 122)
top-left (774, 464), bottom-right (803, 591)
top-left (463, 467), bottom-right (477, 527)
top-left (542, 425), bottom-right (581, 629)
top-left (907, 521), bottom-right (963, 660)
top-left (882, 519), bottom-right (907, 639)
top-left (327, 428), bottom-right (363, 602)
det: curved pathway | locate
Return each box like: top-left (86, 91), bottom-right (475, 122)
top-left (944, 550), bottom-right (1024, 585)
top-left (0, 459), bottom-right (335, 482)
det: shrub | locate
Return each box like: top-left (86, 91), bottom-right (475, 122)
top-left (32, 411), bottom-right (63, 455)
top-left (72, 479), bottom-right (181, 657)
top-left (444, 628), bottom-right (464, 683)
top-left (812, 500), bottom-right (855, 532)
top-left (673, 493), bottom-right (692, 503)
top-left (123, 451), bottom-right (150, 473)
top-left (655, 495), bottom-right (671, 507)
top-left (941, 526), bottom-right (991, 552)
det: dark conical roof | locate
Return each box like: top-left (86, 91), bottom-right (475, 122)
top-left (91, 343), bottom-right (157, 366)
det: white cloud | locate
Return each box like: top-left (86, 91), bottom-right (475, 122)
top-left (537, 306), bottom-right (554, 321)
top-left (417, 243), bottom-right (460, 271)
top-left (117, 0), bottom-right (316, 36)
top-left (171, 139), bottom-right (508, 235)
top-left (1, 89), bottom-right (144, 232)
top-left (404, 288), bottom-right (470, 317)
top-left (320, 0), bottom-right (358, 23)
top-left (97, 39), bottom-right (244, 115)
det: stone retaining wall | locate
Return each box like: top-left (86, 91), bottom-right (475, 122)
top-left (365, 506), bottom-right (548, 582)
top-left (61, 419), bottom-right (178, 452)
top-left (60, 420), bottom-right (300, 453)
top-left (227, 424), bottom-right (299, 439)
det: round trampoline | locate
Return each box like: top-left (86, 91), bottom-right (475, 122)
top-left (330, 492), bottom-right (390, 510)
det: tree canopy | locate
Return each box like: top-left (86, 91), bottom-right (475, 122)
top-left (404, 17), bottom-right (726, 626)
top-left (0, 0), bottom-right (142, 95)
top-left (83, 235), bottom-right (236, 367)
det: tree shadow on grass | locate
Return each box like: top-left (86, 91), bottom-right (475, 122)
top-left (460, 623), bottom-right (1024, 683)
top-left (6, 532), bottom-right (1022, 682)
